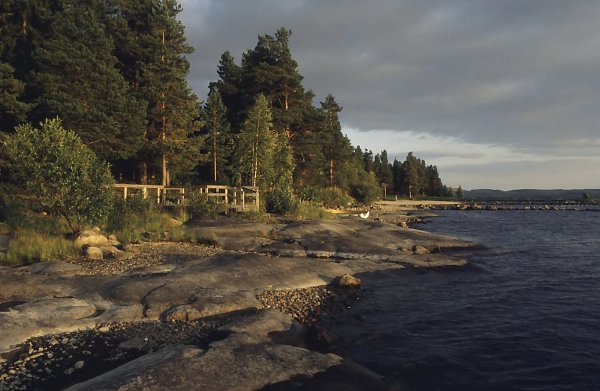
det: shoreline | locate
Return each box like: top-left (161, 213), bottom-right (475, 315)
top-left (0, 207), bottom-right (477, 390)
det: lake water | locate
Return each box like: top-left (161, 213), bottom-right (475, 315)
top-left (327, 210), bottom-right (600, 390)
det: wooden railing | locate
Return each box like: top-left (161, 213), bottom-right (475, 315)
top-left (113, 184), bottom-right (259, 212)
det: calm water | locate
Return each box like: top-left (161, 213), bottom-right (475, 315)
top-left (328, 210), bottom-right (600, 391)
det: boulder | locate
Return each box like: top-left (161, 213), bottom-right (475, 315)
top-left (412, 245), bottom-right (430, 254)
top-left (98, 246), bottom-right (125, 259)
top-left (73, 230), bottom-right (109, 248)
top-left (118, 336), bottom-right (146, 352)
top-left (107, 234), bottom-right (121, 247)
top-left (338, 274), bottom-right (361, 288)
top-left (84, 246), bottom-right (103, 261)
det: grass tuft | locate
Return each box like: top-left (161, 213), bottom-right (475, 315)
top-left (0, 229), bottom-right (80, 266)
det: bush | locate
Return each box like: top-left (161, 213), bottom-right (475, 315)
top-left (290, 202), bottom-right (334, 220)
top-left (349, 172), bottom-right (381, 205)
top-left (265, 179), bottom-right (298, 214)
top-left (0, 118), bottom-right (114, 232)
top-left (317, 188), bottom-right (351, 209)
top-left (185, 191), bottom-right (218, 219)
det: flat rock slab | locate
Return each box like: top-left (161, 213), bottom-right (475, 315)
top-left (0, 218), bottom-right (475, 356)
top-left (0, 253), bottom-right (353, 353)
top-left (0, 297), bottom-right (98, 352)
top-left (190, 218), bottom-right (476, 264)
top-left (67, 311), bottom-right (343, 391)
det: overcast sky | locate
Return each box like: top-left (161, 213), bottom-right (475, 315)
top-left (179, 0), bottom-right (600, 190)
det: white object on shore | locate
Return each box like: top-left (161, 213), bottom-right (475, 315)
top-left (359, 211), bottom-right (370, 219)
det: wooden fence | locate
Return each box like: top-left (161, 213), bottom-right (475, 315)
top-left (113, 184), bottom-right (259, 213)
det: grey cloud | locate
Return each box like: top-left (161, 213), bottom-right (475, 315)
top-left (180, 0), bottom-right (600, 168)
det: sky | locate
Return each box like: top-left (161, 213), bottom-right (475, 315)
top-left (179, 0), bottom-right (600, 190)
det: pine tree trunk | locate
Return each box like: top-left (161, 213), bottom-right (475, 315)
top-left (329, 159), bottom-right (334, 188)
top-left (162, 153), bottom-right (168, 186)
top-left (141, 161), bottom-right (148, 184)
top-left (213, 127), bottom-right (217, 182)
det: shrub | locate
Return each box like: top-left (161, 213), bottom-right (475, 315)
top-left (317, 188), bottom-right (351, 209)
top-left (0, 118), bottom-right (114, 232)
top-left (290, 202), bottom-right (334, 220)
top-left (185, 190), bottom-right (218, 219)
top-left (265, 179), bottom-right (298, 214)
top-left (349, 172), bottom-right (381, 205)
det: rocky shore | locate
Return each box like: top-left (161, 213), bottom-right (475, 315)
top-left (1, 211), bottom-right (476, 390)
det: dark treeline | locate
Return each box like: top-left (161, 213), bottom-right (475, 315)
top-left (1, 0), bottom-right (451, 205)
top-left (1, 0), bottom-right (199, 185)
top-left (361, 150), bottom-right (455, 199)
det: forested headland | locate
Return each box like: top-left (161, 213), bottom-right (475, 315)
top-left (1, 0), bottom-right (454, 210)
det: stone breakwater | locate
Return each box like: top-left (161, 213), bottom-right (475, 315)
top-left (1, 217), bottom-right (476, 390)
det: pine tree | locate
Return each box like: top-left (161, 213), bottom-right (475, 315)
top-left (363, 150), bottom-right (374, 173)
top-left (202, 87), bottom-right (232, 184)
top-left (0, 61), bottom-right (30, 131)
top-left (108, 0), bottom-right (200, 184)
top-left (403, 152), bottom-right (421, 199)
top-left (240, 28), bottom-right (308, 133)
top-left (145, 0), bottom-right (200, 185)
top-left (320, 94), bottom-right (350, 188)
top-left (291, 104), bottom-right (327, 187)
top-left (234, 94), bottom-right (277, 188)
top-left (392, 159), bottom-right (404, 195)
top-left (30, 0), bottom-right (146, 161)
top-left (211, 51), bottom-right (243, 131)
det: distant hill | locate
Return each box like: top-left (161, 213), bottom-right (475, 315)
top-left (464, 189), bottom-right (600, 201)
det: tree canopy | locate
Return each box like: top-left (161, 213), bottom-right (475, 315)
top-left (0, 0), bottom-right (200, 184)
top-left (1, 6), bottom-right (452, 207)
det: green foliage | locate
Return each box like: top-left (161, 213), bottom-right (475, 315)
top-left (202, 87), bottom-right (233, 183)
top-left (106, 194), bottom-right (185, 243)
top-left (265, 177), bottom-right (298, 214)
top-left (236, 209), bottom-right (276, 224)
top-left (0, 61), bottom-right (30, 131)
top-left (1, 118), bottom-right (114, 232)
top-left (0, 202), bottom-right (71, 236)
top-left (0, 229), bottom-right (80, 266)
top-left (0, 0), bottom-right (202, 184)
top-left (289, 202), bottom-right (334, 220)
top-left (107, 194), bottom-right (154, 230)
top-left (349, 172), bottom-right (381, 205)
top-left (298, 187), bottom-right (351, 209)
top-left (234, 94), bottom-right (277, 188)
top-left (185, 191), bottom-right (218, 220)
top-left (30, 0), bottom-right (147, 161)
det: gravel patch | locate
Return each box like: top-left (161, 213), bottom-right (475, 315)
top-left (66, 242), bottom-right (228, 276)
top-left (0, 313), bottom-right (249, 391)
top-left (257, 285), bottom-right (360, 326)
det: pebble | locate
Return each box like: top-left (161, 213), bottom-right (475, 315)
top-left (98, 325), bottom-right (110, 333)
